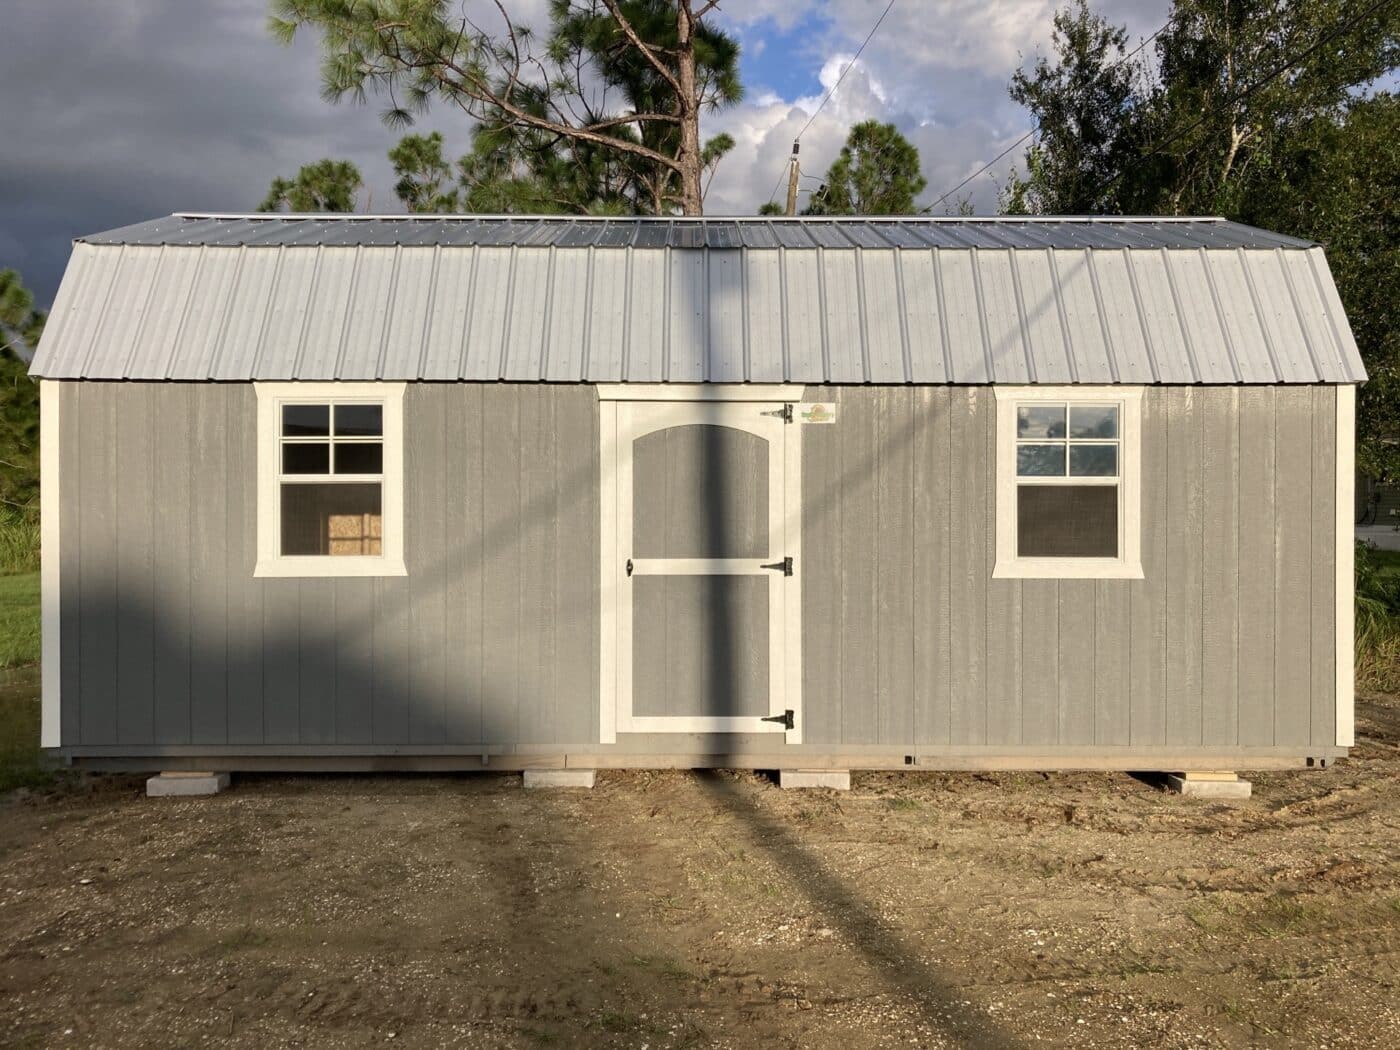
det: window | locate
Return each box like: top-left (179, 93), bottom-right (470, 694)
top-left (993, 387), bottom-right (1142, 579)
top-left (255, 383), bottom-right (406, 577)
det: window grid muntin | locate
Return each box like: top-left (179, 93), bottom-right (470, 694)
top-left (278, 399), bottom-right (385, 486)
top-left (1013, 399), bottom-right (1124, 559)
top-left (1015, 400), bottom-right (1121, 482)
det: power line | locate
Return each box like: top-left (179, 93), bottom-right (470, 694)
top-left (1087, 0), bottom-right (1399, 203)
top-left (924, 17), bottom-right (1169, 214)
top-left (796, 0), bottom-right (898, 141)
top-left (766, 0), bottom-right (898, 206)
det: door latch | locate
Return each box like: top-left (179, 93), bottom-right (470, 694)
top-left (760, 556), bottom-right (793, 576)
top-left (625, 558), bottom-right (634, 577)
top-left (761, 709), bottom-right (795, 730)
top-left (760, 403), bottom-right (793, 423)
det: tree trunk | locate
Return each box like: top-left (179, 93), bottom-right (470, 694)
top-left (675, 2), bottom-right (703, 215)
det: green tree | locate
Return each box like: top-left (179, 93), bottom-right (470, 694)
top-left (258, 158), bottom-right (363, 212)
top-left (270, 0), bottom-right (742, 215)
top-left (1003, 0), bottom-right (1151, 214)
top-left (0, 269), bottom-right (44, 509)
top-left (390, 132), bottom-right (459, 213)
top-left (804, 120), bottom-right (927, 215)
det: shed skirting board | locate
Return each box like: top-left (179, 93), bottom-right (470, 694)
top-left (56, 746), bottom-right (1346, 774)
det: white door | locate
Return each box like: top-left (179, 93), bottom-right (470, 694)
top-left (607, 400), bottom-right (800, 739)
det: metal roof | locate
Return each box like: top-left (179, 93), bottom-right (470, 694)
top-left (32, 214), bottom-right (1363, 384)
top-left (81, 213), bottom-right (1317, 251)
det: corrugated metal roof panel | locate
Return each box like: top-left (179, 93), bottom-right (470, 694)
top-left (32, 220), bottom-right (1365, 384)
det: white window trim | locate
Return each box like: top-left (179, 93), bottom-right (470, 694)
top-left (993, 386), bottom-right (1144, 580)
top-left (254, 382), bottom-right (407, 578)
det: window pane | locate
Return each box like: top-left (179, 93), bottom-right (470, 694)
top-left (282, 442), bottom-right (330, 474)
top-left (1017, 485), bottom-right (1117, 558)
top-left (1017, 444), bottom-right (1066, 476)
top-left (1070, 404), bottom-right (1118, 439)
top-left (281, 483), bottom-right (382, 556)
top-left (335, 442), bottom-right (383, 475)
top-left (1069, 444), bottom-right (1117, 477)
top-left (1017, 404), bottom-right (1065, 439)
top-left (282, 404), bottom-right (329, 437)
top-left (335, 403), bottom-right (383, 437)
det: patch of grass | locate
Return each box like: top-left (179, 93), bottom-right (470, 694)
top-left (1356, 543), bottom-right (1400, 692)
top-left (0, 571), bottom-right (40, 670)
top-left (0, 507), bottom-right (39, 575)
top-left (0, 665), bottom-right (49, 793)
top-left (886, 796), bottom-right (920, 811)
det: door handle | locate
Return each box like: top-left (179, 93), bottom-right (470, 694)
top-left (760, 557), bottom-right (793, 576)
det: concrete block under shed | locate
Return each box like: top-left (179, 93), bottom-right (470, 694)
top-left (778, 769), bottom-right (851, 791)
top-left (146, 772), bottom-right (231, 797)
top-left (1166, 772), bottom-right (1251, 799)
top-left (523, 769), bottom-right (595, 789)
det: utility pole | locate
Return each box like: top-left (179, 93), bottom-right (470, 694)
top-left (784, 140), bottom-right (800, 216)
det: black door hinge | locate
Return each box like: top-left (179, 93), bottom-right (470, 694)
top-left (625, 558), bottom-right (634, 577)
top-left (761, 709), bottom-right (795, 730)
top-left (760, 403), bottom-right (794, 423)
top-left (760, 556), bottom-right (794, 576)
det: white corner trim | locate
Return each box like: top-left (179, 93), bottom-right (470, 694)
top-left (598, 399), bottom-right (618, 744)
top-left (253, 381), bottom-right (407, 579)
top-left (40, 381), bottom-right (61, 749)
top-left (992, 386), bottom-right (1144, 581)
top-left (1336, 385), bottom-right (1355, 747)
top-left (595, 383), bottom-right (806, 402)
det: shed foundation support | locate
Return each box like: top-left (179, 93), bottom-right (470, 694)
top-left (1165, 771), bottom-right (1251, 798)
top-left (778, 769), bottom-right (851, 791)
top-left (146, 772), bottom-right (231, 797)
top-left (523, 769), bottom-right (595, 789)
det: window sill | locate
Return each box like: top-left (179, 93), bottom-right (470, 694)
top-left (992, 558), bottom-right (1143, 581)
top-left (254, 556), bottom-right (407, 579)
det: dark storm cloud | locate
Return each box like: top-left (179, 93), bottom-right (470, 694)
top-left (0, 0), bottom-right (461, 305)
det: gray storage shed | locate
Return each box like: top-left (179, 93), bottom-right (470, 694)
top-left (30, 213), bottom-right (1363, 775)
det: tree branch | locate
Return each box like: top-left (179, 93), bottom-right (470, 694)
top-left (601, 0), bottom-right (682, 96)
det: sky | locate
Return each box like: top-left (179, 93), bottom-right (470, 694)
top-left (1, 0), bottom-right (1167, 307)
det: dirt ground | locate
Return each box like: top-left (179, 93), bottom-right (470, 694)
top-left (2, 695), bottom-right (1399, 1048)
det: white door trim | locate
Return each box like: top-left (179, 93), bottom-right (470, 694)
top-left (598, 397), bottom-right (802, 743)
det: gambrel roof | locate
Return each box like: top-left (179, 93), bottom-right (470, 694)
top-left (31, 214), bottom-right (1364, 384)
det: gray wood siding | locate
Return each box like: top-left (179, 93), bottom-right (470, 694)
top-left (798, 386), bottom-right (1339, 751)
top-left (56, 382), bottom-right (1338, 755)
top-left (58, 382), bottom-right (599, 750)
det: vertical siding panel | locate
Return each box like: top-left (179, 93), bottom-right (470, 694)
top-left (949, 388), bottom-right (986, 743)
top-left (1058, 581), bottom-right (1096, 743)
top-left (517, 387), bottom-right (558, 744)
top-left (1310, 387), bottom-right (1337, 747)
top-left (986, 391), bottom-right (1022, 747)
top-left (59, 385), bottom-right (83, 746)
top-left (455, 384), bottom-right (486, 743)
top-left (1094, 582), bottom-right (1130, 745)
top-left (298, 583), bottom-right (336, 744)
top-left (554, 386), bottom-right (598, 744)
top-left (408, 386), bottom-right (448, 743)
top-left (1237, 388), bottom-right (1276, 745)
top-left (225, 386), bottom-right (264, 745)
top-left (802, 386), bottom-right (842, 746)
top-left (115, 384), bottom-right (155, 745)
top-left (876, 390), bottom-right (915, 745)
top-left (78, 384), bottom-right (118, 744)
top-left (189, 385), bottom-right (229, 743)
top-left (263, 579), bottom-right (300, 743)
top-left (371, 577), bottom-right (410, 745)
top-left (1021, 581), bottom-right (1059, 745)
top-left (441, 385), bottom-right (474, 743)
top-left (153, 385), bottom-right (193, 744)
top-left (840, 390), bottom-right (879, 745)
top-left (1130, 388), bottom-right (1169, 745)
top-left (1274, 387), bottom-right (1313, 745)
top-left (1165, 390), bottom-right (1204, 746)
top-left (482, 387), bottom-right (522, 744)
top-left (913, 387), bottom-right (952, 745)
top-left (334, 579), bottom-right (374, 744)
top-left (1201, 388), bottom-right (1240, 746)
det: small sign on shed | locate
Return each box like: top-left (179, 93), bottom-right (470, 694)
top-left (801, 403), bottom-right (836, 424)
